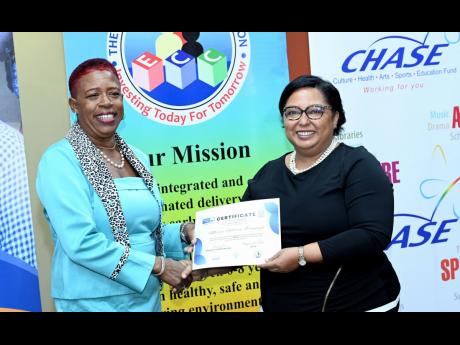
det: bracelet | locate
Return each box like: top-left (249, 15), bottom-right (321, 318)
top-left (180, 222), bottom-right (193, 244)
top-left (153, 256), bottom-right (165, 276)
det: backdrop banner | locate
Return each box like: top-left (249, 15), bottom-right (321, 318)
top-left (0, 32), bottom-right (41, 312)
top-left (62, 32), bottom-right (291, 311)
top-left (309, 32), bottom-right (460, 311)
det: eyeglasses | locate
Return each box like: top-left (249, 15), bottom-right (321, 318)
top-left (282, 104), bottom-right (333, 121)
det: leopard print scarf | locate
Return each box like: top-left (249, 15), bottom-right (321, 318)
top-left (66, 122), bottom-right (164, 280)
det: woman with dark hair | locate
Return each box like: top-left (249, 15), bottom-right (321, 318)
top-left (242, 75), bottom-right (401, 311)
top-left (36, 58), bottom-right (195, 311)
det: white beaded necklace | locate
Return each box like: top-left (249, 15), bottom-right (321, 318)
top-left (289, 137), bottom-right (340, 175)
top-left (96, 146), bottom-right (125, 169)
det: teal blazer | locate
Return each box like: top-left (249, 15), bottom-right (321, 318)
top-left (36, 139), bottom-right (186, 299)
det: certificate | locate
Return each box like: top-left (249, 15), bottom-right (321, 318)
top-left (192, 198), bottom-right (281, 269)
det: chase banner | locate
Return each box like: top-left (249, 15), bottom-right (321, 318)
top-left (309, 32), bottom-right (460, 311)
top-left (62, 32), bottom-right (291, 311)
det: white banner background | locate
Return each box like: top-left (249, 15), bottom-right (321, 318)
top-left (309, 32), bottom-right (460, 311)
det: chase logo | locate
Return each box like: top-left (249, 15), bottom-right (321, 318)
top-left (341, 32), bottom-right (458, 73)
top-left (107, 32), bottom-right (250, 126)
top-left (387, 145), bottom-right (459, 250)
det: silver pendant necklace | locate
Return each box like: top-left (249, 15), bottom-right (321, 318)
top-left (289, 137), bottom-right (339, 175)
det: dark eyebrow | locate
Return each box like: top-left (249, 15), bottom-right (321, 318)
top-left (84, 88), bottom-right (100, 94)
top-left (84, 86), bottom-right (120, 94)
top-left (284, 104), bottom-right (327, 109)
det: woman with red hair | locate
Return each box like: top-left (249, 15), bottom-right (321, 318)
top-left (36, 58), bottom-right (195, 311)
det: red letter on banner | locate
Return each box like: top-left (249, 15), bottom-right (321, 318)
top-left (453, 106), bottom-right (460, 128)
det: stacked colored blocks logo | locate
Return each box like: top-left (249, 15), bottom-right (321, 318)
top-left (108, 32), bottom-right (250, 125)
top-left (132, 47), bottom-right (227, 91)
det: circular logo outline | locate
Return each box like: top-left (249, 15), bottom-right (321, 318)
top-left (108, 32), bottom-right (251, 126)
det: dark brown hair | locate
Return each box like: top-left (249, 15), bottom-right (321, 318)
top-left (279, 75), bottom-right (346, 135)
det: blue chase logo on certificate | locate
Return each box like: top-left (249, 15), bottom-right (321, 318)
top-left (193, 198), bottom-right (281, 269)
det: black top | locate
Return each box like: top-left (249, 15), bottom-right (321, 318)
top-left (242, 143), bottom-right (400, 311)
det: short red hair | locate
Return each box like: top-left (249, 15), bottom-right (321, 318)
top-left (68, 58), bottom-right (119, 97)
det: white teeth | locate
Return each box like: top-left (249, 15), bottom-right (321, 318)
top-left (97, 114), bottom-right (114, 119)
top-left (297, 131), bottom-right (314, 135)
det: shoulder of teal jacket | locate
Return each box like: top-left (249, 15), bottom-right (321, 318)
top-left (36, 139), bottom-right (83, 180)
top-left (36, 138), bottom-right (89, 200)
top-left (38, 138), bottom-right (76, 168)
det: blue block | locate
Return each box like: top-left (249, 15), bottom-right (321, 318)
top-left (164, 50), bottom-right (197, 89)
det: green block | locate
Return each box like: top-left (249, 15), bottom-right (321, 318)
top-left (197, 48), bottom-right (228, 87)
